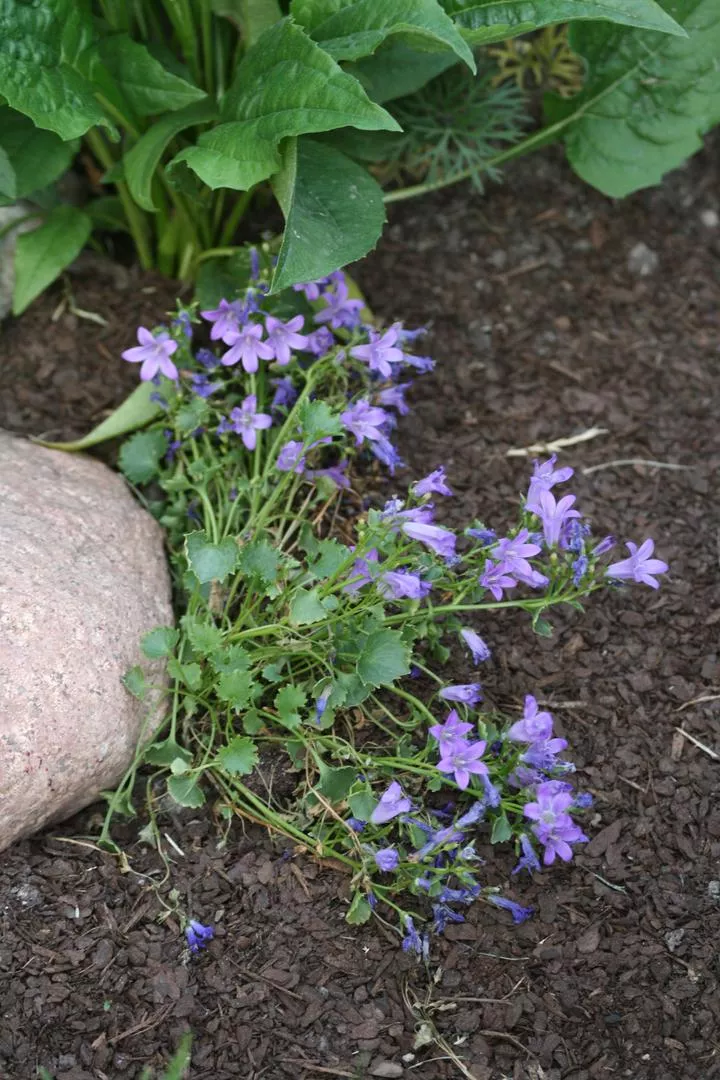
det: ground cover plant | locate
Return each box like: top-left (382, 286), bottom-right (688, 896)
top-left (2, 0), bottom-right (718, 314)
top-left (108, 254), bottom-right (669, 954)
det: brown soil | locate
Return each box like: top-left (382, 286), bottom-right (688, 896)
top-left (1, 142), bottom-right (719, 1080)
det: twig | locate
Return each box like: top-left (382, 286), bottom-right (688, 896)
top-left (673, 727), bottom-right (719, 761)
top-left (676, 693), bottom-right (720, 712)
top-left (582, 458), bottom-right (691, 476)
top-left (495, 257), bottom-right (548, 281)
top-left (277, 1062), bottom-right (355, 1078)
top-left (506, 428), bottom-right (609, 457)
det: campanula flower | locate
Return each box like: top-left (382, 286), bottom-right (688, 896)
top-left (350, 326), bottom-right (404, 377)
top-left (414, 467), bottom-right (453, 497)
top-left (401, 521), bottom-right (456, 560)
top-left (488, 896), bottom-right (534, 923)
top-left (271, 376), bottom-right (298, 411)
top-left (480, 558), bottom-right (518, 600)
top-left (536, 490), bottom-right (582, 549)
top-left (347, 817), bottom-right (366, 832)
top-left (523, 781), bottom-right (588, 864)
top-left (507, 695), bottom-right (554, 743)
top-left (307, 460), bottom-right (351, 489)
top-left (438, 684), bottom-right (483, 706)
top-left (227, 394), bottom-right (272, 450)
top-left (314, 277), bottom-right (363, 329)
top-left (303, 326), bottom-right (335, 356)
top-left (196, 347), bottom-right (219, 370)
top-left (122, 327), bottom-right (179, 381)
top-left (370, 781), bottom-right (412, 824)
top-left (190, 373), bottom-right (222, 398)
top-left (592, 535), bottom-right (616, 556)
top-left (437, 739), bottom-right (488, 790)
top-left (374, 847), bottom-right (400, 872)
top-left (378, 569), bottom-right (431, 600)
top-left (340, 400), bottom-right (390, 445)
top-left (607, 539), bottom-right (668, 589)
top-left (221, 323), bottom-right (274, 373)
top-left (294, 277), bottom-right (328, 302)
top-left (521, 737), bottom-right (569, 771)
top-left (429, 710), bottom-right (474, 753)
top-left (370, 435), bottom-right (404, 474)
top-left (265, 314), bottom-right (308, 365)
top-left (185, 919), bottom-right (214, 954)
top-left (200, 298), bottom-right (246, 342)
top-left (526, 454), bottom-right (574, 513)
top-left (511, 834), bottom-right (542, 875)
top-left (467, 526), bottom-right (497, 545)
top-left (460, 629), bottom-right (491, 665)
top-left (377, 382), bottom-right (412, 415)
top-left (276, 440), bottom-right (307, 473)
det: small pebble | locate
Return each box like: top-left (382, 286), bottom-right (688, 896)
top-left (700, 209), bottom-right (719, 228)
top-left (627, 242), bottom-right (659, 277)
top-left (370, 1061), bottom-right (404, 1078)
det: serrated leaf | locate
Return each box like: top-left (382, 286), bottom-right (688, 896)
top-left (124, 100), bottom-right (217, 211)
top-left (37, 381), bottom-right (164, 451)
top-left (242, 709), bottom-right (265, 734)
top-left (315, 763), bottom-right (357, 803)
top-left (356, 629), bottom-right (411, 687)
top-left (217, 669), bottom-right (254, 708)
top-left (167, 658), bottom-right (203, 689)
top-left (211, 644), bottom-right (251, 673)
top-left (442, 0), bottom-right (684, 45)
top-left (270, 137), bottom-right (386, 293)
top-left (261, 661), bottom-right (286, 683)
top-left (275, 684), bottom-right (307, 728)
top-left (292, 0), bottom-right (476, 67)
top-left (86, 34), bottom-right (208, 118)
top-left (310, 539), bottom-right (351, 580)
top-left (141, 626), bottom-right (179, 659)
top-left (144, 738), bottom-right (193, 767)
top-left (181, 615), bottom-right (224, 656)
top-left (216, 735), bottom-right (259, 775)
top-left (490, 813), bottom-right (513, 844)
top-left (167, 774), bottom-right (206, 808)
top-left (170, 18), bottom-right (398, 191)
top-left (175, 395), bottom-right (209, 435)
top-left (237, 540), bottom-right (279, 585)
top-left (0, 106), bottom-right (77, 199)
top-left (546, 0), bottom-right (720, 197)
top-left (186, 532), bottom-right (239, 583)
top-left (12, 206), bottom-right (91, 314)
top-left (298, 398), bottom-right (343, 441)
top-left (346, 891), bottom-right (373, 925)
top-left (288, 588), bottom-right (327, 627)
top-left (122, 665), bottom-right (147, 699)
top-left (0, 0), bottom-right (111, 139)
top-left (119, 429), bottom-right (168, 484)
top-left (335, 671), bottom-right (371, 706)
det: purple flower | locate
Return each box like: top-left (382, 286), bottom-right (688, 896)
top-left (276, 440), bottom-right (307, 473)
top-left (574, 792), bottom-right (593, 809)
top-left (307, 459), bottom-right (350, 489)
top-left (592, 535), bottom-right (616, 557)
top-left (401, 521), bottom-right (456, 560)
top-left (401, 915), bottom-right (428, 959)
top-left (196, 348), bottom-right (219, 370)
top-left (437, 739), bottom-right (488, 790)
top-left (227, 394), bottom-right (273, 450)
top-left (374, 847), bottom-right (400, 872)
top-left (511, 834), bottom-right (542, 875)
top-left (347, 817), bottom-right (366, 832)
top-left (271, 376), bottom-right (298, 411)
top-left (369, 435), bottom-right (404, 474)
top-left (523, 781), bottom-right (588, 864)
top-left (377, 382), bottom-right (412, 415)
top-left (438, 684), bottom-right (483, 706)
top-left (521, 737), bottom-right (569, 771)
top-left (172, 311), bottom-right (193, 339)
top-left (265, 314), bottom-right (308, 365)
top-left (454, 802), bottom-right (486, 829)
top-left (122, 327), bottom-right (179, 381)
top-left (490, 529), bottom-right (542, 582)
top-left (370, 781), bottom-right (412, 824)
top-left (480, 558), bottom-right (518, 600)
top-left (185, 919), bottom-right (214, 953)
top-left (526, 454), bottom-right (574, 513)
top-left (381, 500), bottom-right (433, 526)
top-left (350, 326), bottom-right (405, 378)
top-left (294, 278), bottom-right (328, 302)
top-left (315, 685), bottom-right (332, 723)
top-left (201, 298), bottom-right (245, 342)
top-left (315, 278), bottom-right (363, 330)
top-left (433, 904), bottom-right (465, 933)
top-left (507, 695), bottom-right (553, 743)
top-left (340, 400), bottom-right (390, 445)
top-left (607, 539), bottom-right (668, 589)
top-left (467, 526), bottom-right (497, 545)
top-left (414, 467), bottom-right (453, 497)
top-left (429, 710), bottom-right (474, 753)
top-left (221, 323), bottom-right (274, 373)
top-left (403, 352), bottom-right (435, 373)
top-left (344, 549), bottom-right (379, 593)
top-left (378, 569), bottom-right (431, 601)
top-left (190, 373), bottom-right (222, 398)
top-left (164, 430), bottom-right (182, 463)
top-left (488, 895), bottom-right (534, 924)
top-left (536, 490), bottom-right (582, 549)
top-left (572, 555), bottom-right (588, 586)
top-left (303, 326), bottom-right (336, 356)
top-left (562, 518), bottom-right (590, 554)
top-left (460, 629), bottom-right (491, 665)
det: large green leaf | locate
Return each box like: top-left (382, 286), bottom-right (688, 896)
top-left (124, 100), bottom-right (217, 211)
top-left (0, 146), bottom-right (14, 200)
top-left (0, 0), bottom-right (110, 139)
top-left (36, 380), bottom-right (163, 451)
top-left (186, 532), bottom-right (239, 584)
top-left (442, 0), bottom-right (684, 44)
top-left (84, 34), bottom-right (207, 119)
top-left (212, 0), bottom-right (283, 42)
top-left (356, 628), bottom-right (411, 687)
top-left (12, 205), bottom-right (91, 315)
top-left (292, 0), bottom-right (475, 67)
top-left (0, 107), bottom-right (77, 199)
top-left (170, 18), bottom-right (399, 191)
top-left (347, 42), bottom-right (459, 103)
top-left (271, 138), bottom-right (385, 292)
top-left (546, 0), bottom-right (720, 197)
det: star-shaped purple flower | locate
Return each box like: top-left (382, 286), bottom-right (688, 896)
top-left (314, 277), bottom-right (364, 330)
top-left (221, 323), bottom-right (274, 373)
top-left (228, 394), bottom-right (272, 450)
top-left (437, 738), bottom-right (488, 791)
top-left (507, 694), bottom-right (554, 743)
top-left (340, 399), bottom-right (389, 445)
top-left (122, 327), bottom-right (179, 381)
top-left (607, 539), bottom-right (668, 589)
top-left (350, 326), bottom-right (405, 378)
top-left (526, 454), bottom-right (574, 513)
top-left (429, 710), bottom-right (474, 753)
top-left (536, 490), bottom-right (581, 549)
top-left (370, 781), bottom-right (412, 824)
top-left (414, 466), bottom-right (453, 497)
top-left (265, 314), bottom-right (308, 365)
top-left (200, 298), bottom-right (246, 343)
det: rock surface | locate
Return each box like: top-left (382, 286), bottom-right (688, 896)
top-left (0, 432), bottom-right (172, 850)
top-left (0, 204), bottom-right (40, 319)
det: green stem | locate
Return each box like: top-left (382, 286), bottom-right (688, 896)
top-left (219, 189), bottom-right (253, 247)
top-left (85, 130), bottom-right (153, 270)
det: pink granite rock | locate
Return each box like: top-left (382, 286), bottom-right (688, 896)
top-left (0, 432), bottom-right (172, 850)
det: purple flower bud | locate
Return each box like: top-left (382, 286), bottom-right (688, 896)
top-left (460, 629), bottom-right (491, 665)
top-left (370, 781), bottom-right (412, 824)
top-left (488, 895), bottom-right (534, 924)
top-left (374, 847), bottom-right (400, 872)
top-left (185, 919), bottom-right (214, 953)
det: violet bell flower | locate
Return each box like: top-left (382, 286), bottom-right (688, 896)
top-left (275, 440), bottom-right (307, 473)
top-left (414, 466), bottom-right (453, 497)
top-left (340, 400), bottom-right (390, 445)
top-left (507, 695), bottom-right (554, 743)
top-left (490, 529), bottom-right (542, 580)
top-left (185, 919), bottom-right (214, 954)
top-left (401, 520), bottom-right (456, 560)
top-left (374, 847), bottom-right (400, 872)
top-left (511, 834), bottom-right (542, 875)
top-left (370, 781), bottom-right (412, 824)
top-left (536, 490), bottom-right (581, 549)
top-left (377, 382), bottom-right (412, 415)
top-left (264, 314), bottom-right (308, 365)
top-left (200, 298), bottom-right (246, 343)
top-left (460, 628), bottom-right (491, 665)
top-left (293, 277), bottom-right (329, 302)
top-left (304, 326), bottom-right (336, 356)
top-left (271, 376), bottom-right (298, 411)
top-left (523, 781), bottom-right (588, 864)
top-left (488, 895), bottom-right (534, 924)
top-left (606, 539), bottom-right (668, 589)
top-left (378, 569), bottom-right (431, 600)
top-left (480, 558), bottom-right (518, 600)
top-left (350, 326), bottom-right (405, 378)
top-left (122, 327), bottom-right (179, 381)
top-left (221, 323), bottom-right (274, 373)
top-left (429, 710), bottom-right (474, 753)
top-left (437, 739), bottom-right (489, 791)
top-left (525, 454), bottom-right (574, 513)
top-left (314, 277), bottom-right (363, 330)
top-left (438, 684), bottom-right (483, 706)
top-left (228, 394), bottom-right (273, 450)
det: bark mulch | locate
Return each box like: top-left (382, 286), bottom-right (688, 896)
top-left (1, 142), bottom-right (719, 1080)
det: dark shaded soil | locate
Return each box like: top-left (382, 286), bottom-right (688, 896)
top-left (1, 143), bottom-right (720, 1080)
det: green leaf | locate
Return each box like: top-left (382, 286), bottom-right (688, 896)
top-left (346, 891), bottom-right (373, 925)
top-left (315, 763), bottom-right (356, 803)
top-left (141, 626), bottom-right (179, 659)
top-left (546, 0), bottom-right (720, 197)
top-left (310, 539), bottom-right (351, 580)
top-left (293, 0), bottom-right (475, 67)
top-left (348, 787), bottom-right (376, 820)
top-left (217, 669), bottom-right (254, 708)
top-left (194, 248), bottom-right (254, 309)
top-left (0, 146), bottom-right (15, 199)
top-left (490, 813), bottom-right (513, 844)
top-left (298, 398), bottom-right (343, 440)
top-left (211, 644), bottom-right (251, 673)
top-left (0, 0), bottom-right (111, 139)
top-left (262, 661), bottom-right (286, 683)
top-left (442, 0), bottom-right (685, 44)
top-left (170, 17), bottom-right (399, 191)
top-left (532, 615), bottom-right (553, 638)
top-left (119, 429), bottom-right (167, 484)
top-left (186, 532), bottom-right (239, 583)
top-left (356, 629), bottom-right (411, 687)
top-left (288, 588), bottom-right (327, 626)
top-left (36, 381), bottom-right (164, 451)
top-left (175, 395), bottom-right (209, 435)
top-left (162, 1032), bottom-right (193, 1080)
top-left (216, 735), bottom-right (259, 775)
top-left (144, 738), bottom-right (193, 767)
top-left (12, 205), bottom-right (91, 315)
top-left (87, 34), bottom-right (207, 118)
top-left (124, 100), bottom-right (217, 211)
top-left (335, 671), bottom-right (371, 706)
top-left (167, 775), bottom-right (206, 808)
top-left (237, 539), bottom-right (280, 585)
top-left (346, 42), bottom-right (458, 103)
top-left (275, 684), bottom-right (308, 728)
top-left (181, 615), bottom-right (224, 656)
top-left (0, 107), bottom-right (77, 199)
top-left (85, 195), bottom-right (129, 233)
top-left (122, 665), bottom-right (147, 699)
top-left (270, 137), bottom-right (386, 293)
top-left (167, 658), bottom-right (203, 689)
top-left (212, 0), bottom-right (283, 43)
